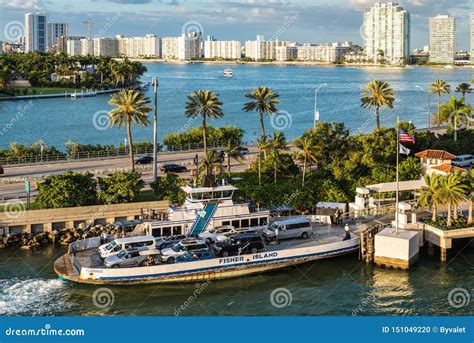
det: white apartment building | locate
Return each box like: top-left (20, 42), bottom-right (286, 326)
top-left (177, 33), bottom-right (202, 61)
top-left (80, 38), bottom-right (94, 55)
top-left (429, 15), bottom-right (456, 64)
top-left (66, 38), bottom-right (81, 56)
top-left (275, 45), bottom-right (297, 61)
top-left (123, 34), bottom-right (161, 58)
top-left (47, 22), bottom-right (68, 49)
top-left (297, 42), bottom-right (352, 62)
top-left (363, 2), bottom-right (410, 64)
top-left (162, 37), bottom-right (179, 59)
top-left (244, 36), bottom-right (295, 60)
top-left (204, 39), bottom-right (241, 59)
top-left (470, 13), bottom-right (474, 64)
top-left (94, 37), bottom-right (119, 57)
top-left (25, 13), bottom-right (47, 52)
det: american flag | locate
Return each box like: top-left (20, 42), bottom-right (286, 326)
top-left (399, 129), bottom-right (415, 143)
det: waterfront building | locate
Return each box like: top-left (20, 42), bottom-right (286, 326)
top-left (244, 36), bottom-right (295, 61)
top-left (276, 45), bottom-right (297, 61)
top-left (124, 34), bottom-right (161, 58)
top-left (363, 2), bottom-right (410, 64)
top-left (162, 36), bottom-right (179, 59)
top-left (93, 37), bottom-right (119, 57)
top-left (429, 15), bottom-right (456, 64)
top-left (80, 38), bottom-right (94, 56)
top-left (66, 37), bottom-right (81, 56)
top-left (204, 38), bottom-right (241, 59)
top-left (25, 12), bottom-right (47, 52)
top-left (296, 42), bottom-right (353, 63)
top-left (47, 22), bottom-right (68, 50)
top-left (177, 33), bottom-right (202, 61)
top-left (471, 13), bottom-right (474, 64)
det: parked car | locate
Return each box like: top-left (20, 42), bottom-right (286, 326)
top-left (262, 218), bottom-right (313, 241)
top-left (239, 147), bottom-right (250, 155)
top-left (175, 250), bottom-right (213, 263)
top-left (135, 156), bottom-right (154, 165)
top-left (198, 226), bottom-right (235, 243)
top-left (99, 235), bottom-right (156, 259)
top-left (451, 154), bottom-right (474, 168)
top-left (160, 163), bottom-right (188, 173)
top-left (213, 233), bottom-right (265, 257)
top-left (104, 247), bottom-right (160, 268)
top-left (215, 227), bottom-right (255, 242)
top-left (160, 238), bottom-right (209, 264)
top-left (156, 235), bottom-right (187, 250)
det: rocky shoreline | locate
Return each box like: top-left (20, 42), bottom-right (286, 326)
top-left (0, 223), bottom-right (130, 250)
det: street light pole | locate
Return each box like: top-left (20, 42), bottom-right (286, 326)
top-left (313, 83), bottom-right (327, 131)
top-left (152, 77), bottom-right (158, 183)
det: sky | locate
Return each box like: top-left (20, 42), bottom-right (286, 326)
top-left (0, 0), bottom-right (473, 50)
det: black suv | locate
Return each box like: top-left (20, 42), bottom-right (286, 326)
top-left (135, 156), bottom-right (154, 164)
top-left (213, 233), bottom-right (265, 257)
top-left (160, 164), bottom-right (187, 173)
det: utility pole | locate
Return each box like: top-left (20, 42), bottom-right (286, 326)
top-left (313, 83), bottom-right (327, 131)
top-left (153, 77), bottom-right (158, 183)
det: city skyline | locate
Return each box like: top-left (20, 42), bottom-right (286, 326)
top-left (1, 0), bottom-right (473, 50)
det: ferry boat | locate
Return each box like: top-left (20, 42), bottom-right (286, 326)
top-left (223, 68), bottom-right (233, 78)
top-left (54, 182), bottom-right (360, 285)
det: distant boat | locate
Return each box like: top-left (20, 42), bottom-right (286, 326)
top-left (223, 68), bottom-right (233, 78)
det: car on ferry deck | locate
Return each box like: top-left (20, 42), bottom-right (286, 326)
top-left (198, 225), bottom-right (235, 243)
top-left (160, 238), bottom-right (209, 264)
top-left (213, 233), bottom-right (264, 257)
top-left (262, 218), bottom-right (313, 241)
top-left (155, 235), bottom-right (187, 250)
top-left (104, 247), bottom-right (161, 268)
top-left (175, 251), bottom-right (213, 263)
top-left (99, 235), bottom-right (156, 259)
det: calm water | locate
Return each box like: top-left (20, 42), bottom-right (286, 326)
top-left (0, 243), bottom-right (472, 316)
top-left (0, 64), bottom-right (473, 149)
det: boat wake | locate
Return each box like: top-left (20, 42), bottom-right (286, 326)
top-left (0, 278), bottom-right (72, 316)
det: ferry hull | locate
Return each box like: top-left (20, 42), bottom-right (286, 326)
top-left (54, 238), bottom-right (359, 285)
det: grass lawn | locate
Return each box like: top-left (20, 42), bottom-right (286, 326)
top-left (13, 86), bottom-right (83, 96)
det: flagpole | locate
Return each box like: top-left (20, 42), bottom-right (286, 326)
top-left (395, 117), bottom-right (400, 235)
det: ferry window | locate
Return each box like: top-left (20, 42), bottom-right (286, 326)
top-left (241, 219), bottom-right (250, 228)
top-left (222, 221), bottom-right (231, 226)
top-left (232, 220), bottom-right (240, 228)
top-left (250, 218), bottom-right (259, 226)
top-left (163, 227), bottom-right (172, 236)
top-left (222, 190), bottom-right (232, 198)
top-left (260, 217), bottom-right (268, 225)
top-left (173, 226), bottom-right (181, 235)
top-left (152, 228), bottom-right (162, 237)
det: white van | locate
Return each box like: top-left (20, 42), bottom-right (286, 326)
top-left (262, 218), bottom-right (313, 241)
top-left (99, 235), bottom-right (156, 259)
top-left (451, 154), bottom-right (474, 168)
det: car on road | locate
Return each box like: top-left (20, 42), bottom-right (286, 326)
top-left (240, 147), bottom-right (249, 155)
top-left (160, 238), bottom-right (209, 264)
top-left (135, 156), bottom-right (154, 165)
top-left (452, 154), bottom-right (474, 168)
top-left (213, 233), bottom-right (265, 257)
top-left (104, 247), bottom-right (160, 268)
top-left (160, 163), bottom-right (188, 173)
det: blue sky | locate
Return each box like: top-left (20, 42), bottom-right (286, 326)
top-left (1, 0), bottom-right (473, 49)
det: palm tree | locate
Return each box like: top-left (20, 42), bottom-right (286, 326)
top-left (440, 172), bottom-right (467, 227)
top-left (418, 174), bottom-right (443, 222)
top-left (199, 149), bottom-right (224, 176)
top-left (185, 90), bottom-right (224, 175)
top-left (455, 82), bottom-right (472, 101)
top-left (223, 139), bottom-right (244, 176)
top-left (108, 89), bottom-right (151, 171)
top-left (440, 96), bottom-right (470, 141)
top-left (265, 132), bottom-right (287, 183)
top-left (295, 136), bottom-right (320, 187)
top-left (465, 170), bottom-right (474, 225)
top-left (243, 86), bottom-right (280, 143)
top-left (360, 80), bottom-right (395, 130)
top-left (429, 80), bottom-right (451, 127)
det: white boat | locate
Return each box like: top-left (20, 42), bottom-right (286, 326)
top-left (54, 181), bottom-right (360, 285)
top-left (223, 68), bottom-right (233, 78)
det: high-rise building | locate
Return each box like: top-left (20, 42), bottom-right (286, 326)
top-left (275, 45), bottom-right (297, 61)
top-left (296, 42), bottom-right (353, 62)
top-left (123, 34), bottom-right (161, 57)
top-left (177, 33), bottom-right (202, 61)
top-left (363, 2), bottom-right (410, 64)
top-left (25, 13), bottom-right (47, 52)
top-left (204, 39), bottom-right (241, 59)
top-left (93, 37), bottom-right (119, 57)
top-left (47, 22), bottom-right (68, 49)
top-left (429, 15), bottom-right (456, 64)
top-left (244, 37), bottom-right (295, 60)
top-left (66, 38), bottom-right (81, 56)
top-left (80, 38), bottom-right (94, 55)
top-left (470, 13), bottom-right (474, 64)
top-left (162, 37), bottom-right (179, 59)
